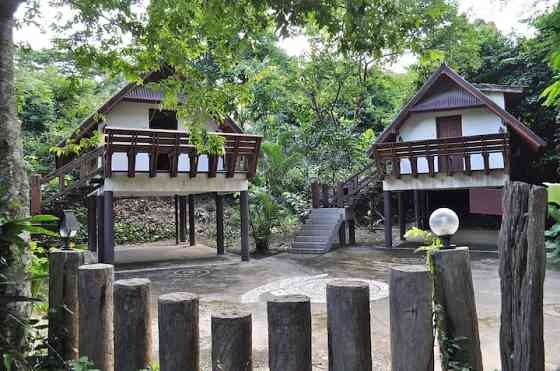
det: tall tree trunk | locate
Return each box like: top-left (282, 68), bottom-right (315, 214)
top-left (0, 0), bottom-right (32, 367)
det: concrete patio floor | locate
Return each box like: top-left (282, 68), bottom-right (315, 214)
top-left (115, 246), bottom-right (560, 371)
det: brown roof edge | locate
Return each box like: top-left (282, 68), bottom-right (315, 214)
top-left (372, 64), bottom-right (546, 152)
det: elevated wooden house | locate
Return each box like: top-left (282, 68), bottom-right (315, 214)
top-left (370, 65), bottom-right (546, 247)
top-left (34, 72), bottom-right (262, 263)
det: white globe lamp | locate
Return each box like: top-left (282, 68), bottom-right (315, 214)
top-left (429, 208), bottom-right (459, 249)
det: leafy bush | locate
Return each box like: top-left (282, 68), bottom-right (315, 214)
top-left (249, 188), bottom-right (290, 252)
top-left (546, 202), bottom-right (560, 264)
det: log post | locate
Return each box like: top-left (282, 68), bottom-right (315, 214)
top-left (29, 173), bottom-right (42, 215)
top-left (48, 250), bottom-right (86, 364)
top-left (267, 295), bottom-right (312, 371)
top-left (188, 195), bottom-right (196, 246)
top-left (179, 195), bottom-right (187, 243)
top-left (311, 181), bottom-right (321, 209)
top-left (158, 292), bottom-right (199, 371)
top-left (432, 247), bottom-right (482, 371)
top-left (498, 181), bottom-right (546, 371)
top-left (102, 191), bottom-right (114, 264)
top-left (327, 280), bottom-right (372, 371)
top-left (211, 310), bottom-right (252, 371)
top-left (398, 191), bottom-right (406, 240)
top-left (335, 182), bottom-right (344, 208)
top-left (215, 193), bottom-right (225, 255)
top-left (321, 184), bottom-right (330, 208)
top-left (384, 191), bottom-right (393, 248)
top-left (390, 266), bottom-right (434, 371)
top-left (78, 263), bottom-right (114, 371)
top-left (114, 278), bottom-right (153, 371)
top-left (87, 195), bottom-right (97, 252)
top-left (240, 190), bottom-right (250, 262)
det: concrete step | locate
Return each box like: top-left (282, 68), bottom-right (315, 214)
top-left (289, 247), bottom-right (330, 254)
top-left (300, 224), bottom-right (337, 230)
top-left (311, 208), bottom-right (345, 215)
top-left (296, 229), bottom-right (332, 237)
top-left (309, 215), bottom-right (342, 222)
top-left (294, 235), bottom-right (330, 243)
top-left (291, 241), bottom-right (329, 250)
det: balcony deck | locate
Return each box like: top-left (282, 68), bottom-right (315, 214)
top-left (371, 134), bottom-right (510, 191)
top-left (41, 127), bottom-right (262, 199)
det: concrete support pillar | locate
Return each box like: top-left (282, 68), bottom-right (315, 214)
top-left (96, 194), bottom-right (105, 261)
top-left (240, 190), bottom-right (249, 262)
top-left (179, 196), bottom-right (187, 243)
top-left (215, 193), bottom-right (225, 255)
top-left (102, 191), bottom-right (114, 264)
top-left (384, 191), bottom-right (393, 248)
top-left (87, 195), bottom-right (97, 252)
top-left (188, 195), bottom-right (196, 246)
top-left (398, 191), bottom-right (406, 240)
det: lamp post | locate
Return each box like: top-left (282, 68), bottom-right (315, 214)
top-left (429, 208), bottom-right (459, 249)
top-left (59, 210), bottom-right (80, 250)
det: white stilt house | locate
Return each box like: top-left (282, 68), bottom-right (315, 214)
top-left (37, 72), bottom-right (262, 263)
top-left (370, 65), bottom-right (546, 247)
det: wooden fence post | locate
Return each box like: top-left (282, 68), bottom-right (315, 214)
top-left (498, 181), bottom-right (546, 371)
top-left (390, 266), bottom-right (434, 371)
top-left (158, 292), bottom-right (199, 371)
top-left (78, 263), bottom-right (114, 370)
top-left (29, 174), bottom-right (42, 215)
top-left (327, 280), bottom-right (372, 371)
top-left (267, 295), bottom-right (312, 371)
top-left (321, 184), bottom-right (330, 208)
top-left (211, 310), bottom-right (252, 371)
top-left (48, 250), bottom-right (86, 364)
top-left (432, 247), bottom-right (482, 371)
top-left (114, 278), bottom-right (153, 371)
top-left (311, 181), bottom-right (321, 209)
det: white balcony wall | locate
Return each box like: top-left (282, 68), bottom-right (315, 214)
top-left (398, 106), bottom-right (507, 175)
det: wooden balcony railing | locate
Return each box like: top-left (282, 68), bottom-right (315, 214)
top-left (104, 127), bottom-right (262, 179)
top-left (372, 133), bottom-right (510, 179)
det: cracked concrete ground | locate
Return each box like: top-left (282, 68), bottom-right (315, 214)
top-left (115, 246), bottom-right (560, 371)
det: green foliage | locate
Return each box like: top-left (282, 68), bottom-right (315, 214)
top-left (50, 131), bottom-right (102, 158)
top-left (536, 3), bottom-right (560, 108)
top-left (248, 188), bottom-right (291, 252)
top-left (190, 127), bottom-right (226, 156)
top-left (70, 357), bottom-right (100, 371)
top-left (546, 202), bottom-right (560, 264)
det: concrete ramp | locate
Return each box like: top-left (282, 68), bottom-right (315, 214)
top-left (290, 208), bottom-right (345, 254)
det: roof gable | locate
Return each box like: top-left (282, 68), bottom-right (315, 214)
top-left (375, 65), bottom-right (546, 152)
top-left (410, 75), bottom-right (482, 112)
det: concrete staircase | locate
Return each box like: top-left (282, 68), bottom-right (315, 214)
top-left (290, 208), bottom-right (346, 254)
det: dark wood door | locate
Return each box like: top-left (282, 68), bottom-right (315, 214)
top-left (149, 109), bottom-right (178, 171)
top-left (436, 115), bottom-right (464, 173)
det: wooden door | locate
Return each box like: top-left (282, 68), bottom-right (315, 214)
top-left (149, 109), bottom-right (178, 171)
top-left (436, 115), bottom-right (463, 173)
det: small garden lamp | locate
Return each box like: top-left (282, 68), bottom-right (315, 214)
top-left (59, 210), bottom-right (80, 250)
top-left (429, 208), bottom-right (459, 249)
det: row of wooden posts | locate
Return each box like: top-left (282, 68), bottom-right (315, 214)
top-left (49, 248), bottom-right (482, 371)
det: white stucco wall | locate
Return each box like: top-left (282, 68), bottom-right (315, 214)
top-left (398, 106), bottom-right (507, 174)
top-left (100, 101), bottom-right (221, 172)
